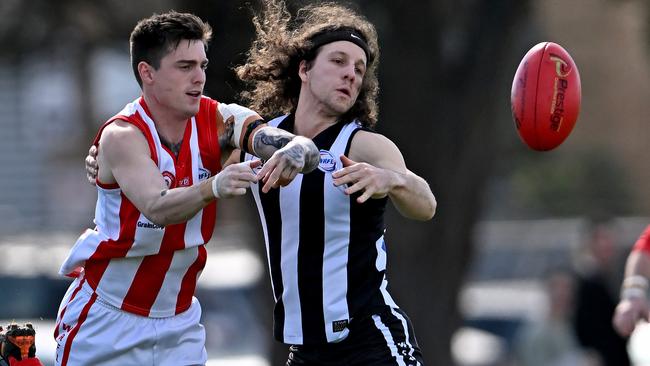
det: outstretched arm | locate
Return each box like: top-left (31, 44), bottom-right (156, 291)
top-left (613, 244), bottom-right (650, 337)
top-left (86, 104), bottom-right (319, 192)
top-left (217, 103), bottom-right (319, 192)
top-left (332, 131), bottom-right (436, 221)
top-left (98, 120), bottom-right (260, 227)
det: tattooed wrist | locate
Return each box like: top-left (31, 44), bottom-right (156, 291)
top-left (253, 129), bottom-right (291, 160)
top-left (294, 137), bottom-right (319, 173)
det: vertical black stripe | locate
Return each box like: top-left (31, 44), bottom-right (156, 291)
top-left (297, 170), bottom-right (327, 343)
top-left (259, 185), bottom-right (285, 341)
top-left (346, 128), bottom-right (389, 316)
top-left (347, 194), bottom-right (388, 315)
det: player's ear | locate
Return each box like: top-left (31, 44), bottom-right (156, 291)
top-left (138, 62), bottom-right (155, 85)
top-left (298, 60), bottom-right (309, 82)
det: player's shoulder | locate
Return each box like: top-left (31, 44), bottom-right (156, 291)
top-left (349, 127), bottom-right (402, 163)
top-left (103, 118), bottom-right (140, 134)
top-left (351, 128), bottom-right (394, 147)
top-left (100, 119), bottom-right (147, 148)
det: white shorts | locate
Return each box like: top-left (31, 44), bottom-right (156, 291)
top-left (54, 277), bottom-right (207, 366)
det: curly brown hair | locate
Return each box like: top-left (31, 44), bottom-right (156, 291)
top-left (235, 0), bottom-right (380, 128)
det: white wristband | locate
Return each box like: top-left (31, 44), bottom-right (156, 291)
top-left (623, 275), bottom-right (649, 290)
top-left (621, 275), bottom-right (649, 300)
top-left (621, 287), bottom-right (647, 300)
top-left (211, 172), bottom-right (222, 199)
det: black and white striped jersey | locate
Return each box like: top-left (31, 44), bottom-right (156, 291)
top-left (245, 114), bottom-right (401, 345)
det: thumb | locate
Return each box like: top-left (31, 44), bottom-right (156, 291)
top-left (340, 154), bottom-right (356, 167)
top-left (249, 159), bottom-right (262, 169)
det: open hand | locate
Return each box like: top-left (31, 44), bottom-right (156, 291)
top-left (613, 297), bottom-right (650, 337)
top-left (213, 160), bottom-right (261, 198)
top-left (332, 155), bottom-right (396, 203)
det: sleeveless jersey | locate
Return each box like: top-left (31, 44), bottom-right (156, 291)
top-left (59, 96), bottom-right (222, 318)
top-left (244, 114), bottom-right (399, 345)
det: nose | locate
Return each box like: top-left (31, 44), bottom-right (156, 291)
top-left (342, 64), bottom-right (356, 83)
top-left (193, 67), bottom-right (206, 85)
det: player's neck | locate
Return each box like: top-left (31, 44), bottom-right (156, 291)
top-left (294, 97), bottom-right (339, 138)
top-left (142, 94), bottom-right (188, 145)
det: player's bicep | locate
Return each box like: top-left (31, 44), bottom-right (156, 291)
top-left (100, 122), bottom-right (167, 212)
top-left (348, 131), bottom-right (407, 172)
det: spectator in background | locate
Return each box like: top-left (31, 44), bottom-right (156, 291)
top-left (572, 218), bottom-right (630, 366)
top-left (513, 268), bottom-right (600, 366)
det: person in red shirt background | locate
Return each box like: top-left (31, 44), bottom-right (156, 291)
top-left (613, 225), bottom-right (650, 336)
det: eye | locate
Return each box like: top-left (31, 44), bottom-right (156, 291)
top-left (180, 64), bottom-right (192, 71)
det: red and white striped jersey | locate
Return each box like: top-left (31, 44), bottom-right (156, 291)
top-left (60, 96), bottom-right (222, 317)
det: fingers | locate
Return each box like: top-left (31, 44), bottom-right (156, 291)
top-left (256, 154), bottom-right (301, 193)
top-left (85, 146), bottom-right (99, 186)
top-left (249, 159), bottom-right (262, 169)
top-left (215, 161), bottom-right (260, 198)
top-left (340, 154), bottom-right (355, 167)
top-left (612, 312), bottom-right (632, 337)
top-left (612, 300), bottom-right (650, 337)
top-left (261, 165), bottom-right (298, 191)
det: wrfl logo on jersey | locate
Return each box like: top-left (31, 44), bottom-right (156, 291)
top-left (198, 167), bottom-right (211, 181)
top-left (318, 150), bottom-right (337, 172)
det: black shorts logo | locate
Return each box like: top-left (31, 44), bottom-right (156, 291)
top-left (332, 319), bottom-right (348, 332)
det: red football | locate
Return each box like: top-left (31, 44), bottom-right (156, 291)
top-left (511, 42), bottom-right (581, 151)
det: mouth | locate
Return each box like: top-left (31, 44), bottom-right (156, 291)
top-left (186, 91), bottom-right (202, 98)
top-left (336, 88), bottom-right (351, 97)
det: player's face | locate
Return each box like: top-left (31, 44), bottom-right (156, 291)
top-left (300, 41), bottom-right (367, 116)
top-left (149, 39), bottom-right (207, 120)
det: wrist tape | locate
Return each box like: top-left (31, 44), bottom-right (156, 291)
top-left (621, 275), bottom-right (649, 300)
top-left (211, 172), bottom-right (223, 199)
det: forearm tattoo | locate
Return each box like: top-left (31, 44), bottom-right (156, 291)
top-left (253, 129), bottom-right (292, 160)
top-left (253, 128), bottom-right (319, 173)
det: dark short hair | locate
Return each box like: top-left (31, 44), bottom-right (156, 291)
top-left (130, 11), bottom-right (212, 87)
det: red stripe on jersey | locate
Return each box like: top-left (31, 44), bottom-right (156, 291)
top-left (128, 109), bottom-right (159, 164)
top-left (54, 278), bottom-right (86, 339)
top-left (120, 250), bottom-right (175, 316)
top-left (633, 225), bottom-right (650, 253)
top-left (84, 194), bottom-right (139, 289)
top-left (176, 245), bottom-right (208, 314)
top-left (60, 291), bottom-right (97, 366)
top-left (120, 223), bottom-right (187, 315)
top-left (198, 98), bottom-right (221, 241)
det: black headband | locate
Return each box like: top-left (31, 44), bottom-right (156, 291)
top-left (308, 28), bottom-right (372, 62)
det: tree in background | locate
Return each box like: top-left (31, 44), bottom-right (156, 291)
top-left (375, 0), bottom-right (532, 363)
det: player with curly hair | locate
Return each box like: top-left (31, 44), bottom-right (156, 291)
top-left (236, 1), bottom-right (435, 364)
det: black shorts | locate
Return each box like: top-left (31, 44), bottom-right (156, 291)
top-left (286, 307), bottom-right (424, 366)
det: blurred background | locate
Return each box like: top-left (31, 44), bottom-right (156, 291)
top-left (0, 0), bottom-right (649, 365)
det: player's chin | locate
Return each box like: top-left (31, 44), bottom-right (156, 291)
top-left (182, 99), bottom-right (201, 115)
